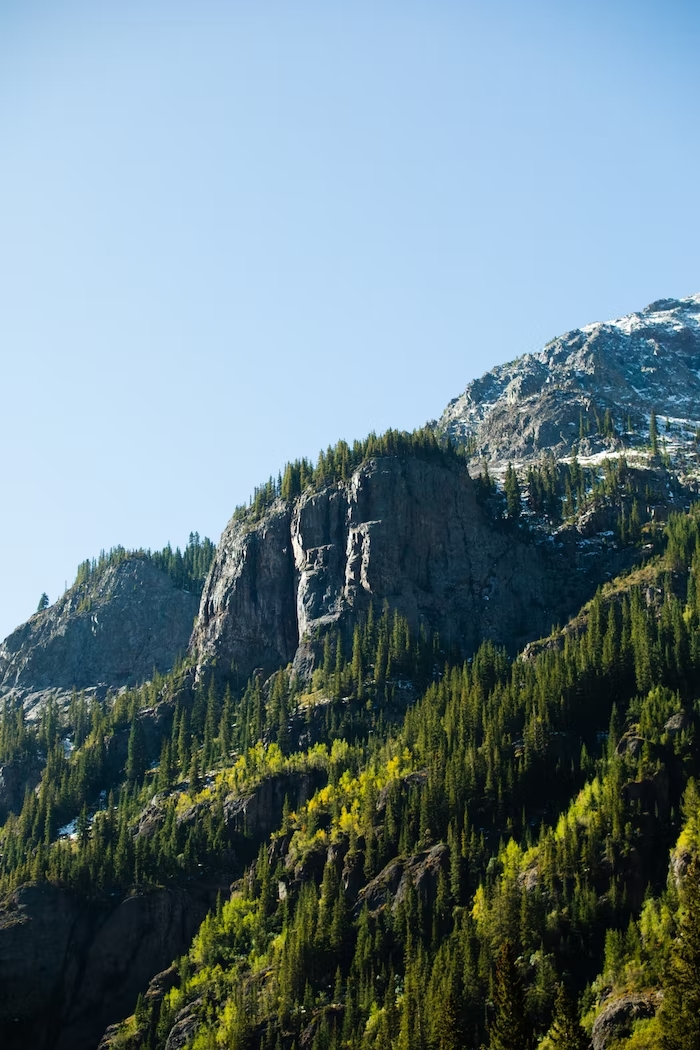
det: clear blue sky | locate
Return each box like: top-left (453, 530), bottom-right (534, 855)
top-left (1, 0), bottom-right (699, 640)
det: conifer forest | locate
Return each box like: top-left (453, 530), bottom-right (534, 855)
top-left (4, 401), bottom-right (700, 1049)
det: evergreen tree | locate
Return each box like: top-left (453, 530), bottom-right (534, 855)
top-left (36, 592), bottom-right (49, 612)
top-left (126, 710), bottom-right (146, 784)
top-left (504, 464), bottom-right (521, 521)
top-left (660, 855), bottom-right (700, 1050)
top-left (650, 409), bottom-right (659, 455)
top-left (488, 941), bottom-right (531, 1050)
top-left (545, 983), bottom-right (587, 1049)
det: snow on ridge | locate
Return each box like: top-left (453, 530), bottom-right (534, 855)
top-left (441, 292), bottom-right (700, 464)
top-left (578, 294), bottom-right (700, 339)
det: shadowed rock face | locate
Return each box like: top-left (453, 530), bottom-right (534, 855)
top-left (0, 558), bottom-right (199, 715)
top-left (0, 880), bottom-right (221, 1050)
top-left (193, 454), bottom-right (579, 683)
top-left (590, 991), bottom-right (661, 1050)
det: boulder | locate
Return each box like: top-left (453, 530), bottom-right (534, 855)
top-left (591, 991), bottom-right (660, 1050)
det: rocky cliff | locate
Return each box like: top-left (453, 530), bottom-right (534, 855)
top-left (439, 293), bottom-right (700, 464)
top-left (0, 557), bottom-right (199, 716)
top-left (0, 880), bottom-right (221, 1050)
top-left (192, 453), bottom-right (586, 683)
top-left (5, 297), bottom-right (698, 706)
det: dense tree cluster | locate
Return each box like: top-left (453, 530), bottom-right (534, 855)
top-left (73, 532), bottom-right (215, 595)
top-left (3, 458), bottom-right (700, 1049)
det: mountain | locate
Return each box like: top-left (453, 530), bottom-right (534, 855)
top-left (3, 293), bottom-right (700, 1050)
top-left (439, 292), bottom-right (700, 465)
top-left (0, 536), bottom-right (215, 718)
top-left (7, 297), bottom-right (700, 711)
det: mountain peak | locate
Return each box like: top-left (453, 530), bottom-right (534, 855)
top-left (439, 293), bottom-right (700, 465)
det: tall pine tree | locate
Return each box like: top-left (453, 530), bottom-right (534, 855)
top-left (660, 855), bottom-right (700, 1050)
top-left (488, 940), bottom-right (531, 1050)
top-left (545, 983), bottom-right (588, 1049)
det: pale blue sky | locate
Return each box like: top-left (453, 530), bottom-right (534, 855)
top-left (1, 0), bottom-right (699, 640)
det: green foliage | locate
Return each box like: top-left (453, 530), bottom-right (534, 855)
top-left (488, 941), bottom-right (531, 1050)
top-left (650, 409), bottom-right (659, 456)
top-left (504, 463), bottom-right (521, 521)
top-left (544, 984), bottom-right (588, 1049)
top-left (659, 856), bottom-right (700, 1049)
top-left (5, 469), bottom-right (700, 1049)
top-left (73, 531), bottom-right (215, 595)
top-left (524, 452), bottom-right (655, 534)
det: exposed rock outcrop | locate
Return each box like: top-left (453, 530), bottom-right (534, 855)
top-left (0, 558), bottom-right (199, 717)
top-left (193, 454), bottom-right (582, 683)
top-left (0, 880), bottom-right (222, 1050)
top-left (591, 991), bottom-right (661, 1050)
top-left (357, 843), bottom-right (448, 915)
top-left (439, 293), bottom-right (700, 464)
top-left (221, 769), bottom-right (326, 839)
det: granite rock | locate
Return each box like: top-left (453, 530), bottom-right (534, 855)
top-left (193, 455), bottom-right (579, 683)
top-left (0, 558), bottom-right (199, 717)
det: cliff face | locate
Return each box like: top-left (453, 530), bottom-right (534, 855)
top-left (0, 880), bottom-right (221, 1050)
top-left (0, 558), bottom-right (199, 713)
top-left (192, 504), bottom-right (297, 681)
top-left (438, 293), bottom-right (700, 464)
top-left (192, 454), bottom-right (576, 682)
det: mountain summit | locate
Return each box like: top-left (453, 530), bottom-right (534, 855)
top-left (439, 293), bottom-right (700, 464)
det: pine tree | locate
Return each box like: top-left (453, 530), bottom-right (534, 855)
top-left (504, 464), bottom-right (521, 521)
top-left (219, 686), bottom-right (233, 760)
top-left (36, 592), bottom-right (49, 612)
top-left (188, 749), bottom-right (201, 798)
top-left (488, 941), bottom-right (531, 1050)
top-left (660, 855), bottom-right (700, 1049)
top-left (157, 738), bottom-right (174, 792)
top-left (650, 409), bottom-right (659, 455)
top-left (77, 802), bottom-right (90, 851)
top-left (126, 710), bottom-right (145, 784)
top-left (545, 983), bottom-right (587, 1049)
top-left (351, 626), bottom-right (364, 699)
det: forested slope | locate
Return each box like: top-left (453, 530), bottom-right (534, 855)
top-left (1, 447), bottom-right (700, 1049)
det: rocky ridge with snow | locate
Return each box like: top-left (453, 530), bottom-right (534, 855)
top-left (438, 293), bottom-right (700, 467)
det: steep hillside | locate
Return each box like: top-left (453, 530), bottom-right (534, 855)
top-left (4, 294), bottom-right (700, 1050)
top-left (439, 293), bottom-right (700, 466)
top-left (0, 501), bottom-right (693, 1050)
